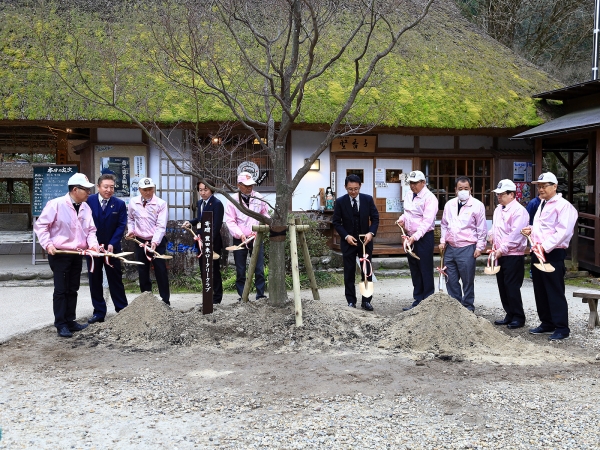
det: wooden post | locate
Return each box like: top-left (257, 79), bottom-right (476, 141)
top-left (241, 226), bottom-right (267, 302)
top-left (289, 217), bottom-right (303, 327)
top-left (296, 218), bottom-right (320, 300)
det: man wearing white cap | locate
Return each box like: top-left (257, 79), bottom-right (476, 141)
top-left (439, 176), bottom-right (487, 312)
top-left (490, 179), bottom-right (529, 328)
top-left (522, 172), bottom-right (578, 341)
top-left (126, 177), bottom-right (170, 305)
top-left (34, 173), bottom-right (99, 338)
top-left (225, 171), bottom-right (270, 300)
top-left (397, 170), bottom-right (438, 310)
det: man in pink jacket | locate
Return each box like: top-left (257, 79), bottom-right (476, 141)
top-left (225, 172), bottom-right (270, 301)
top-left (397, 170), bottom-right (438, 310)
top-left (522, 172), bottom-right (578, 341)
top-left (34, 173), bottom-right (99, 338)
top-left (126, 177), bottom-right (170, 305)
top-left (490, 179), bottom-right (529, 328)
top-left (439, 176), bottom-right (487, 312)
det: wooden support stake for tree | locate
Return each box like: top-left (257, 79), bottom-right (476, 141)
top-left (296, 218), bottom-right (320, 300)
top-left (242, 226), bottom-right (267, 302)
top-left (289, 217), bottom-right (303, 327)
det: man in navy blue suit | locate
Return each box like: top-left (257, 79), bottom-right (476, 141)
top-left (86, 174), bottom-right (128, 323)
top-left (332, 174), bottom-right (379, 311)
top-left (183, 180), bottom-right (224, 304)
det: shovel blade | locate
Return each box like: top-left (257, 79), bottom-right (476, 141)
top-left (409, 251), bottom-right (420, 260)
top-left (484, 266), bottom-right (501, 275)
top-left (534, 262), bottom-right (555, 273)
top-left (359, 281), bottom-right (374, 297)
top-left (225, 245), bottom-right (243, 251)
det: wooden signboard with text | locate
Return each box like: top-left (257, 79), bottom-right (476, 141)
top-left (331, 135), bottom-right (377, 153)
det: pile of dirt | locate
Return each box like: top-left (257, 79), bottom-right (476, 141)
top-left (378, 292), bottom-right (582, 364)
top-left (82, 292), bottom-right (586, 365)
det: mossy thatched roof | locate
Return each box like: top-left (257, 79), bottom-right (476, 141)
top-left (0, 1), bottom-right (561, 130)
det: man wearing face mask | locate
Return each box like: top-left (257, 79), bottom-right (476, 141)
top-left (439, 176), bottom-right (487, 312)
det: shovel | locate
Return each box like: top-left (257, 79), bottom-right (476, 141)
top-left (357, 234), bottom-right (374, 297)
top-left (53, 249), bottom-right (144, 266)
top-left (182, 224), bottom-right (220, 260)
top-left (521, 231), bottom-right (555, 273)
top-left (396, 223), bottom-right (420, 259)
top-left (125, 235), bottom-right (173, 260)
top-left (484, 246), bottom-right (501, 275)
top-left (225, 233), bottom-right (256, 251)
top-left (437, 246), bottom-right (447, 292)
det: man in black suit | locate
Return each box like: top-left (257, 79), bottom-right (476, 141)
top-left (86, 174), bottom-right (128, 324)
top-left (183, 180), bottom-right (225, 304)
top-left (332, 174), bottom-right (379, 311)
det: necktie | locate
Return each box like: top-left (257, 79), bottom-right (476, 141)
top-left (540, 200), bottom-right (546, 211)
top-left (458, 201), bottom-right (464, 213)
top-left (352, 198), bottom-right (360, 237)
top-left (101, 199), bottom-right (107, 211)
top-left (352, 198), bottom-right (358, 213)
top-left (142, 199), bottom-right (147, 208)
top-left (413, 192), bottom-right (418, 200)
top-left (200, 200), bottom-right (206, 216)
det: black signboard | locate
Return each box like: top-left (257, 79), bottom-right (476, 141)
top-left (200, 211), bottom-right (214, 314)
top-left (32, 165), bottom-right (78, 216)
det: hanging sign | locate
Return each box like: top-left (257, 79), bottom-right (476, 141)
top-left (331, 135), bottom-right (377, 152)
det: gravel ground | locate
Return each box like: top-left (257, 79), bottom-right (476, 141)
top-left (1, 277), bottom-right (600, 449)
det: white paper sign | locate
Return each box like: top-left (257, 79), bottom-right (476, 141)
top-left (386, 198), bottom-right (403, 213)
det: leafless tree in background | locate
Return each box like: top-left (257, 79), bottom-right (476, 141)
top-left (13, 0), bottom-right (435, 306)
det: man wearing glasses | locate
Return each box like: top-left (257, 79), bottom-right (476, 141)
top-left (332, 174), bottom-right (379, 310)
top-left (34, 173), bottom-right (99, 338)
top-left (521, 172), bottom-right (578, 341)
top-left (489, 179), bottom-right (529, 329)
top-left (397, 170), bottom-right (438, 310)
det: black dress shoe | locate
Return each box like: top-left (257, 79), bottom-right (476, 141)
top-left (361, 302), bottom-right (374, 311)
top-left (507, 321), bottom-right (524, 329)
top-left (87, 315), bottom-right (105, 324)
top-left (69, 322), bottom-right (89, 332)
top-left (494, 317), bottom-right (511, 326)
top-left (348, 302), bottom-right (356, 308)
top-left (402, 305), bottom-right (414, 311)
top-left (57, 326), bottom-right (73, 338)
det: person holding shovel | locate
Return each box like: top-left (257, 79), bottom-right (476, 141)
top-left (396, 170), bottom-right (438, 310)
top-left (522, 172), bottom-right (578, 341)
top-left (438, 176), bottom-right (487, 312)
top-left (489, 179), bottom-right (529, 329)
top-left (34, 173), bottom-right (99, 338)
top-left (332, 174), bottom-right (379, 310)
top-left (126, 177), bottom-right (170, 305)
top-left (183, 180), bottom-right (225, 304)
top-left (224, 171), bottom-right (270, 301)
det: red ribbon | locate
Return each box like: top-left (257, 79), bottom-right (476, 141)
top-left (97, 244), bottom-right (114, 268)
top-left (532, 242), bottom-right (547, 263)
top-left (436, 264), bottom-right (448, 280)
top-left (78, 248), bottom-right (95, 273)
top-left (138, 240), bottom-right (154, 261)
top-left (359, 253), bottom-right (373, 278)
top-left (487, 244), bottom-right (497, 271)
top-left (193, 235), bottom-right (203, 258)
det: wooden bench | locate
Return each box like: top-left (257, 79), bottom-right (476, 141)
top-left (572, 289), bottom-right (600, 329)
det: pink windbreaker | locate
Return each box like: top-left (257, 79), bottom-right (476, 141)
top-left (491, 199), bottom-right (528, 256)
top-left (399, 186), bottom-right (438, 241)
top-left (225, 192), bottom-right (270, 239)
top-left (531, 193), bottom-right (578, 253)
top-left (127, 195), bottom-right (168, 244)
top-left (440, 196), bottom-right (487, 251)
top-left (34, 193), bottom-right (98, 251)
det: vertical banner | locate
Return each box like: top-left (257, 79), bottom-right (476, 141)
top-left (200, 211), bottom-right (214, 314)
top-left (131, 156), bottom-right (147, 197)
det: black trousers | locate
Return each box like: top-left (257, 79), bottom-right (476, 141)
top-left (86, 256), bottom-right (129, 317)
top-left (134, 237), bottom-right (170, 305)
top-left (198, 255), bottom-right (223, 304)
top-left (495, 254), bottom-right (525, 323)
top-left (48, 253), bottom-right (82, 328)
top-left (342, 243), bottom-right (373, 305)
top-left (407, 230), bottom-right (435, 305)
top-left (531, 248), bottom-right (569, 334)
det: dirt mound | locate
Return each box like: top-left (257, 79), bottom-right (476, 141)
top-left (82, 291), bottom-right (586, 365)
top-left (378, 292), bottom-right (581, 364)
